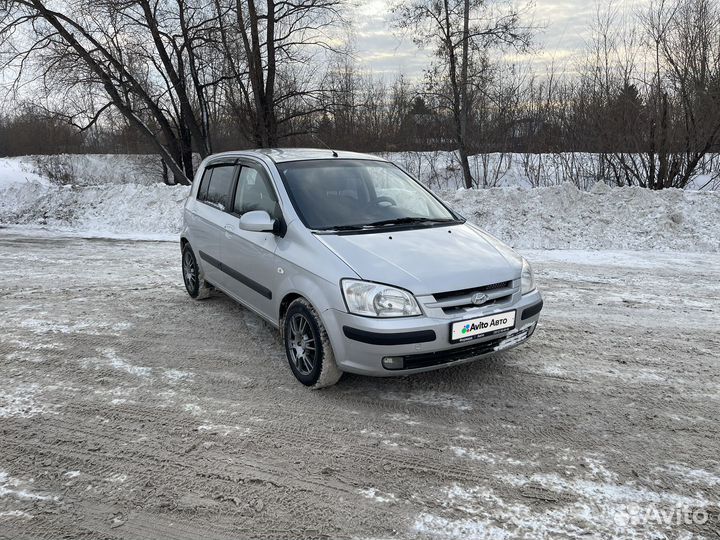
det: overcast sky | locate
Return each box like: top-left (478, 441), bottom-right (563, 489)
top-left (349, 0), bottom-right (648, 80)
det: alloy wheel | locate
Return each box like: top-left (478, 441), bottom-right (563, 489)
top-left (183, 250), bottom-right (198, 292)
top-left (287, 313), bottom-right (317, 375)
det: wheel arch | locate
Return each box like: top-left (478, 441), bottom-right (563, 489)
top-left (279, 292), bottom-right (303, 326)
top-left (276, 275), bottom-right (343, 327)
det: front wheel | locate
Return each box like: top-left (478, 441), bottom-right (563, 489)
top-left (283, 298), bottom-right (342, 389)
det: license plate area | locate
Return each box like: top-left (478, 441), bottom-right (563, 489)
top-left (450, 310), bottom-right (516, 343)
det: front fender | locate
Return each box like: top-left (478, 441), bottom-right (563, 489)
top-left (277, 271), bottom-right (345, 316)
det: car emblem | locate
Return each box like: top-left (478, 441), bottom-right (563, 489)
top-left (471, 292), bottom-right (489, 305)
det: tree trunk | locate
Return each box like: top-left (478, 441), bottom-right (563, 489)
top-left (459, 0), bottom-right (472, 189)
top-left (443, 0), bottom-right (474, 189)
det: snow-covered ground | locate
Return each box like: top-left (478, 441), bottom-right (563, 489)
top-left (1, 154), bottom-right (719, 251)
top-left (2, 153), bottom-right (719, 537)
top-left (1, 230), bottom-right (718, 538)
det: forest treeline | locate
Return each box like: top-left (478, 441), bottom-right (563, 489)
top-left (0, 0), bottom-right (718, 188)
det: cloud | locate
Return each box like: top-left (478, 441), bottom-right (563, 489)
top-left (347, 0), bottom-right (649, 79)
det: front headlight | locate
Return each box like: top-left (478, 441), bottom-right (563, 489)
top-left (341, 279), bottom-right (421, 317)
top-left (521, 258), bottom-right (536, 294)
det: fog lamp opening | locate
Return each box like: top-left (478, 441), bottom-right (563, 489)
top-left (382, 356), bottom-right (405, 370)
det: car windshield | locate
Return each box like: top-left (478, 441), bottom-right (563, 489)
top-left (277, 159), bottom-right (459, 231)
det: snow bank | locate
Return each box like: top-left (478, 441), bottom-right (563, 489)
top-left (0, 174), bottom-right (188, 240)
top-left (1, 156), bottom-right (719, 251)
top-left (0, 157), bottom-right (50, 188)
top-left (440, 182), bottom-right (720, 252)
top-left (28, 154), bottom-right (167, 186)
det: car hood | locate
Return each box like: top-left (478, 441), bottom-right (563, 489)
top-left (316, 223), bottom-right (521, 296)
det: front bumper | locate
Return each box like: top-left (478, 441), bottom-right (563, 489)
top-left (321, 289), bottom-right (543, 376)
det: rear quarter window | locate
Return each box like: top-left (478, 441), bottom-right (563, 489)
top-left (197, 168), bottom-right (212, 201)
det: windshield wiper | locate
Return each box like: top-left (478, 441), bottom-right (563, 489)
top-left (363, 217), bottom-right (456, 228)
top-left (315, 224), bottom-right (369, 231)
top-left (315, 217), bottom-right (458, 232)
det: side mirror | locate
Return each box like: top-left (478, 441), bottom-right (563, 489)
top-left (238, 210), bottom-right (276, 233)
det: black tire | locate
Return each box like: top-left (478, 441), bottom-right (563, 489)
top-left (181, 243), bottom-right (212, 300)
top-left (283, 298), bottom-right (342, 389)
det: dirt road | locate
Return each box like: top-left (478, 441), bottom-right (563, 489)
top-left (1, 230), bottom-right (718, 539)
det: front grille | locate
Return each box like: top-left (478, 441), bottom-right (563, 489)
top-left (429, 280), bottom-right (515, 314)
top-left (441, 294), bottom-right (513, 315)
top-left (402, 336), bottom-right (506, 370)
top-left (433, 280), bottom-right (512, 301)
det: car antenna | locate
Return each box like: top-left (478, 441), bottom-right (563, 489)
top-left (311, 133), bottom-right (338, 157)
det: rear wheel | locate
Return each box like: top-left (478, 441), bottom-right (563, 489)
top-left (283, 298), bottom-right (342, 389)
top-left (182, 244), bottom-right (212, 300)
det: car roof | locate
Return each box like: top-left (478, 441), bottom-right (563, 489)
top-left (208, 148), bottom-right (386, 164)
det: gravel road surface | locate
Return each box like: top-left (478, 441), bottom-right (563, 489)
top-left (1, 230), bottom-right (718, 539)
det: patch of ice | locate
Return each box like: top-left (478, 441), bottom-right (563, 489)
top-left (380, 391), bottom-right (473, 412)
top-left (164, 369), bottom-right (193, 382)
top-left (197, 424), bottom-right (251, 436)
top-left (386, 413), bottom-right (422, 426)
top-left (184, 403), bottom-right (203, 415)
top-left (415, 477), bottom-right (707, 539)
top-left (100, 349), bottom-right (151, 377)
top-left (6, 351), bottom-right (47, 363)
top-left (0, 471), bottom-right (57, 501)
top-left (359, 488), bottom-right (397, 503)
top-left (105, 474), bottom-right (127, 484)
top-left (450, 446), bottom-right (532, 467)
top-left (657, 464), bottom-right (720, 487)
top-left (451, 447), bottom-right (497, 464)
top-left (0, 510), bottom-right (33, 519)
top-left (0, 383), bottom-right (55, 418)
top-left (415, 512), bottom-right (510, 539)
top-left (93, 387), bottom-right (135, 398)
top-left (19, 318), bottom-right (130, 336)
top-left (20, 318), bottom-right (92, 334)
top-left (63, 471), bottom-right (80, 479)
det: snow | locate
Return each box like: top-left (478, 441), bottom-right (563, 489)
top-left (379, 391), bottom-right (474, 411)
top-left (358, 487), bottom-right (398, 503)
top-left (100, 349), bottom-right (151, 378)
top-left (441, 182), bottom-right (720, 251)
top-left (0, 175), bottom-right (188, 241)
top-left (0, 383), bottom-right (56, 418)
top-left (27, 154), bottom-right (169, 187)
top-left (0, 471), bottom-right (57, 501)
top-left (381, 151), bottom-right (720, 191)
top-left (0, 157), bottom-right (50, 187)
top-left (415, 469), bottom-right (711, 539)
top-left (1, 154), bottom-right (719, 251)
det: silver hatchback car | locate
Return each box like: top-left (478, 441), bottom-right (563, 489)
top-left (181, 149), bottom-right (543, 388)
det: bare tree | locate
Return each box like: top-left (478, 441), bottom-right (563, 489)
top-left (576, 0), bottom-right (720, 189)
top-left (211, 0), bottom-right (346, 147)
top-left (0, 0), bottom-right (225, 183)
top-left (394, 0), bottom-right (532, 188)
